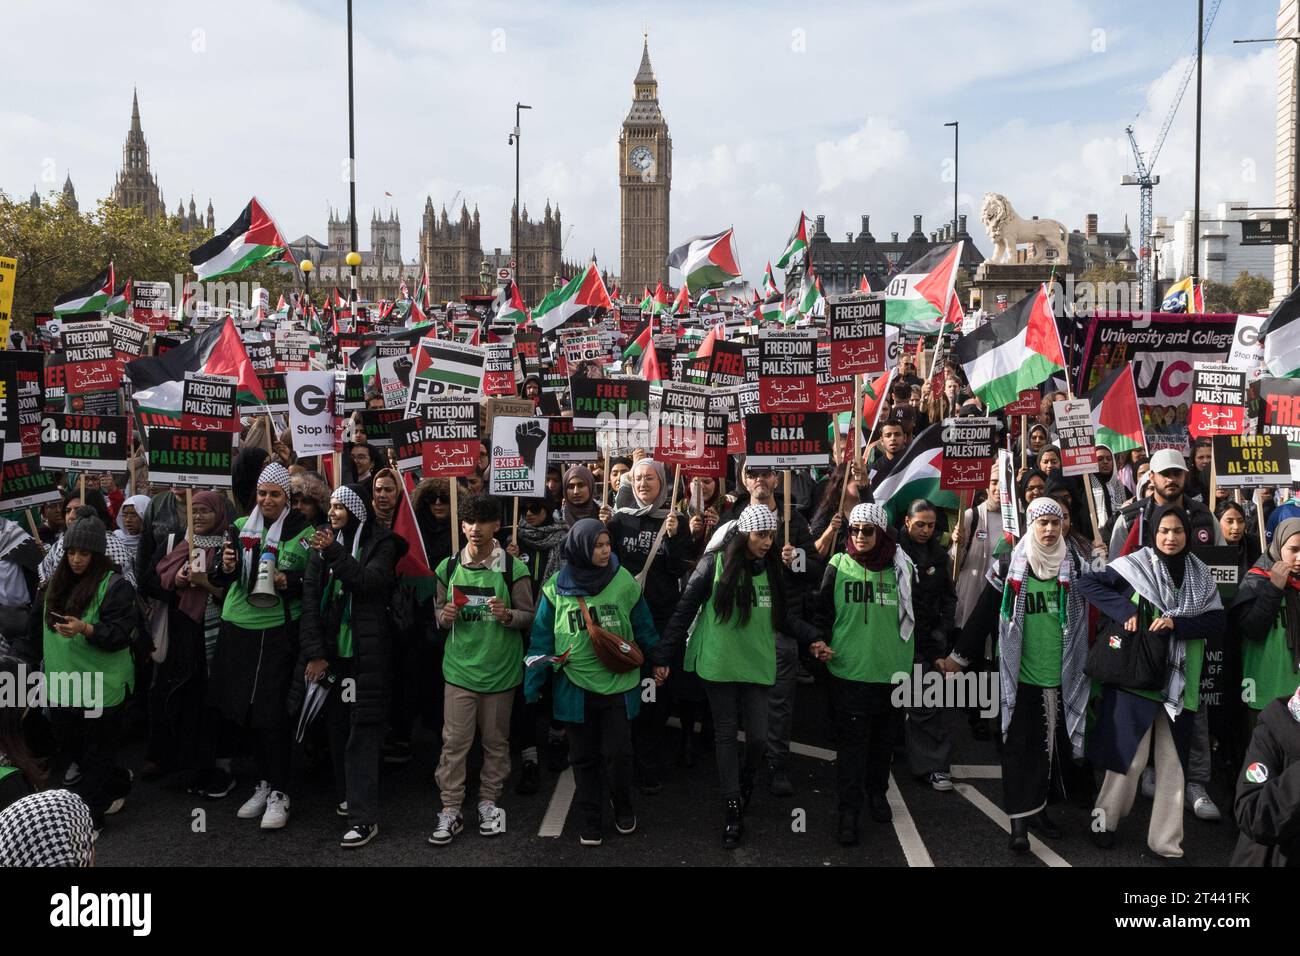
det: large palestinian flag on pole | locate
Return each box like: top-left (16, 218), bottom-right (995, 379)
top-left (497, 279), bottom-right (530, 327)
top-left (954, 284), bottom-right (1065, 411)
top-left (53, 264), bottom-right (115, 314)
top-left (1086, 362), bottom-right (1146, 454)
top-left (1261, 283), bottom-right (1300, 378)
top-left (884, 241), bottom-right (963, 332)
top-left (126, 316), bottom-right (266, 418)
top-left (775, 212), bottom-right (809, 270)
top-left (870, 423), bottom-right (959, 523)
top-left (189, 198), bottom-right (292, 280)
top-left (667, 228), bottom-right (742, 295)
top-left (532, 261), bottom-right (613, 335)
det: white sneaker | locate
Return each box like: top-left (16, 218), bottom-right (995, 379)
top-left (260, 791), bottom-right (290, 830)
top-left (927, 771), bottom-right (954, 793)
top-left (428, 809), bottom-right (464, 846)
top-left (237, 780), bottom-right (271, 819)
top-left (477, 801), bottom-right (504, 837)
top-left (1185, 783), bottom-right (1222, 821)
top-left (1139, 766), bottom-right (1156, 800)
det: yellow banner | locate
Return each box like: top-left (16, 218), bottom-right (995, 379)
top-left (0, 256), bottom-right (15, 349)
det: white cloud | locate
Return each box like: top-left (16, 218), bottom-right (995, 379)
top-left (813, 118), bottom-right (910, 194)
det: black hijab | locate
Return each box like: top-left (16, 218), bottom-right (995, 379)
top-left (1148, 503), bottom-right (1191, 588)
top-left (558, 517), bottom-right (619, 595)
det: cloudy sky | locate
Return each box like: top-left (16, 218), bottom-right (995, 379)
top-left (2, 0), bottom-right (1284, 285)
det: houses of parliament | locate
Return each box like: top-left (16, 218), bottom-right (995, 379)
top-left (48, 40), bottom-right (673, 306)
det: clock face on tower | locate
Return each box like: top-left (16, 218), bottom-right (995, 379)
top-left (629, 146), bottom-right (654, 173)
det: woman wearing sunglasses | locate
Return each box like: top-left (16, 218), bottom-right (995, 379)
top-left (808, 504), bottom-right (916, 846)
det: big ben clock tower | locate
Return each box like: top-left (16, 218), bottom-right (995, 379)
top-left (619, 35), bottom-right (671, 293)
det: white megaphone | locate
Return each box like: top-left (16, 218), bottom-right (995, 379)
top-left (247, 552), bottom-right (280, 608)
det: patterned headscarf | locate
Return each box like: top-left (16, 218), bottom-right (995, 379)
top-left (0, 789), bottom-right (96, 867)
top-left (737, 504), bottom-right (779, 534)
top-left (331, 485), bottom-right (369, 561)
top-left (239, 462), bottom-right (293, 590)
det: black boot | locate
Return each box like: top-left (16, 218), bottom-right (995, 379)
top-left (722, 798), bottom-right (744, 849)
top-left (1028, 808), bottom-right (1061, 840)
top-left (837, 810), bottom-right (859, 846)
top-left (1009, 817), bottom-right (1030, 854)
top-left (679, 728), bottom-right (698, 768)
top-left (740, 767), bottom-right (756, 811)
top-left (868, 792), bottom-right (893, 823)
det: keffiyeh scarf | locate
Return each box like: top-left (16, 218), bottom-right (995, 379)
top-left (1108, 547), bottom-right (1223, 719)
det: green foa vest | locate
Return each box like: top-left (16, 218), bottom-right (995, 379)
top-left (1242, 607), bottom-right (1300, 711)
top-left (685, 553), bottom-right (776, 685)
top-left (43, 572), bottom-right (133, 709)
top-left (1018, 574), bottom-right (1064, 688)
top-left (543, 567), bottom-right (643, 697)
top-left (438, 555), bottom-right (528, 694)
top-left (221, 515), bottom-right (313, 630)
top-left (826, 553), bottom-right (911, 685)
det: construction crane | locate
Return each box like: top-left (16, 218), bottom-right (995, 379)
top-left (1122, 0), bottom-right (1221, 309)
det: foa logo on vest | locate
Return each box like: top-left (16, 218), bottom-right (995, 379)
top-left (49, 886), bottom-right (151, 936)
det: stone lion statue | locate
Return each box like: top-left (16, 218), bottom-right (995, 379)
top-left (980, 192), bottom-right (1070, 264)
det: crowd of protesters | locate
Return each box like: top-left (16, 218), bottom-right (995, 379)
top-left (1, 348), bottom-right (1298, 868)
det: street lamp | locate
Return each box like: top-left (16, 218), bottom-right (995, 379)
top-left (553, 274), bottom-right (562, 291)
top-left (346, 0), bottom-right (358, 271)
top-left (943, 121), bottom-right (959, 240)
top-left (508, 103), bottom-right (533, 282)
top-left (345, 250), bottom-right (361, 307)
top-left (479, 259), bottom-right (491, 295)
top-left (300, 259), bottom-right (314, 306)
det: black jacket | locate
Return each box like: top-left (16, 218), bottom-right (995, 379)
top-left (899, 535), bottom-right (956, 665)
top-left (14, 572), bottom-right (139, 664)
top-left (705, 505), bottom-right (824, 628)
top-left (1108, 494), bottom-right (1219, 556)
top-left (295, 524), bottom-right (405, 725)
top-left (1232, 696), bottom-right (1300, 866)
top-left (606, 510), bottom-right (694, 633)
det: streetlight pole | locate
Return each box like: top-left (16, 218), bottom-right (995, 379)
top-left (944, 121), bottom-right (959, 240)
top-left (1235, 34), bottom-right (1300, 290)
top-left (346, 0), bottom-right (358, 303)
top-left (1192, 0), bottom-right (1203, 285)
top-left (508, 103), bottom-right (532, 292)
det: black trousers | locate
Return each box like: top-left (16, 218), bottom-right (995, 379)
top-left (829, 676), bottom-right (898, 813)
top-left (49, 703), bottom-right (130, 826)
top-left (566, 691), bottom-right (633, 829)
top-left (324, 661), bottom-right (385, 825)
top-left (1001, 682), bottom-right (1072, 819)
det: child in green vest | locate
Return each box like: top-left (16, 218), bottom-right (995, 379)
top-left (525, 518), bottom-right (662, 847)
top-left (808, 503), bottom-right (916, 846)
top-left (31, 507), bottom-right (138, 828)
top-left (428, 494), bottom-right (535, 847)
top-left (657, 505), bottom-right (818, 849)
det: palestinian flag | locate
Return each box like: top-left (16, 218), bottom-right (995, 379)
top-left (775, 212), bottom-right (809, 270)
top-left (105, 277), bottom-right (132, 316)
top-left (413, 337), bottom-right (485, 393)
top-left (497, 279), bottom-right (530, 327)
top-left (639, 341), bottom-right (666, 383)
top-left (697, 289), bottom-right (719, 309)
top-left (885, 241), bottom-right (963, 332)
top-left (622, 322), bottom-right (652, 362)
top-left (653, 281), bottom-right (672, 315)
top-left (798, 269), bottom-right (823, 316)
top-left (189, 198), bottom-right (292, 281)
top-left (758, 299), bottom-right (783, 324)
top-left (394, 472), bottom-right (433, 578)
top-left (870, 423), bottom-right (959, 524)
top-left (639, 290), bottom-right (654, 313)
top-left (670, 284), bottom-right (691, 315)
top-left (860, 369), bottom-right (893, 432)
top-left (761, 262), bottom-right (780, 298)
top-left (668, 228), bottom-right (742, 295)
top-left (1086, 362), bottom-right (1146, 455)
top-left (954, 285), bottom-right (1064, 412)
top-left (419, 266), bottom-right (432, 310)
top-left (1262, 283), bottom-right (1300, 378)
top-left (54, 265), bottom-right (114, 314)
top-left (126, 317), bottom-right (266, 418)
top-left (859, 274), bottom-right (872, 293)
top-left (532, 262), bottom-right (613, 335)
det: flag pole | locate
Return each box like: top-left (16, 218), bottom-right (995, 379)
top-left (449, 479), bottom-right (460, 556)
top-left (783, 470), bottom-right (792, 548)
top-left (952, 489), bottom-right (968, 583)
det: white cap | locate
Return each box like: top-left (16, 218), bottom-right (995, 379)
top-left (1148, 449), bottom-right (1187, 474)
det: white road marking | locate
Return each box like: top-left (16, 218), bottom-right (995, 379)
top-left (538, 767), bottom-right (575, 838)
top-left (887, 772), bottom-right (934, 867)
top-left (951, 782), bottom-right (1071, 868)
top-left (951, 764), bottom-right (1003, 780)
